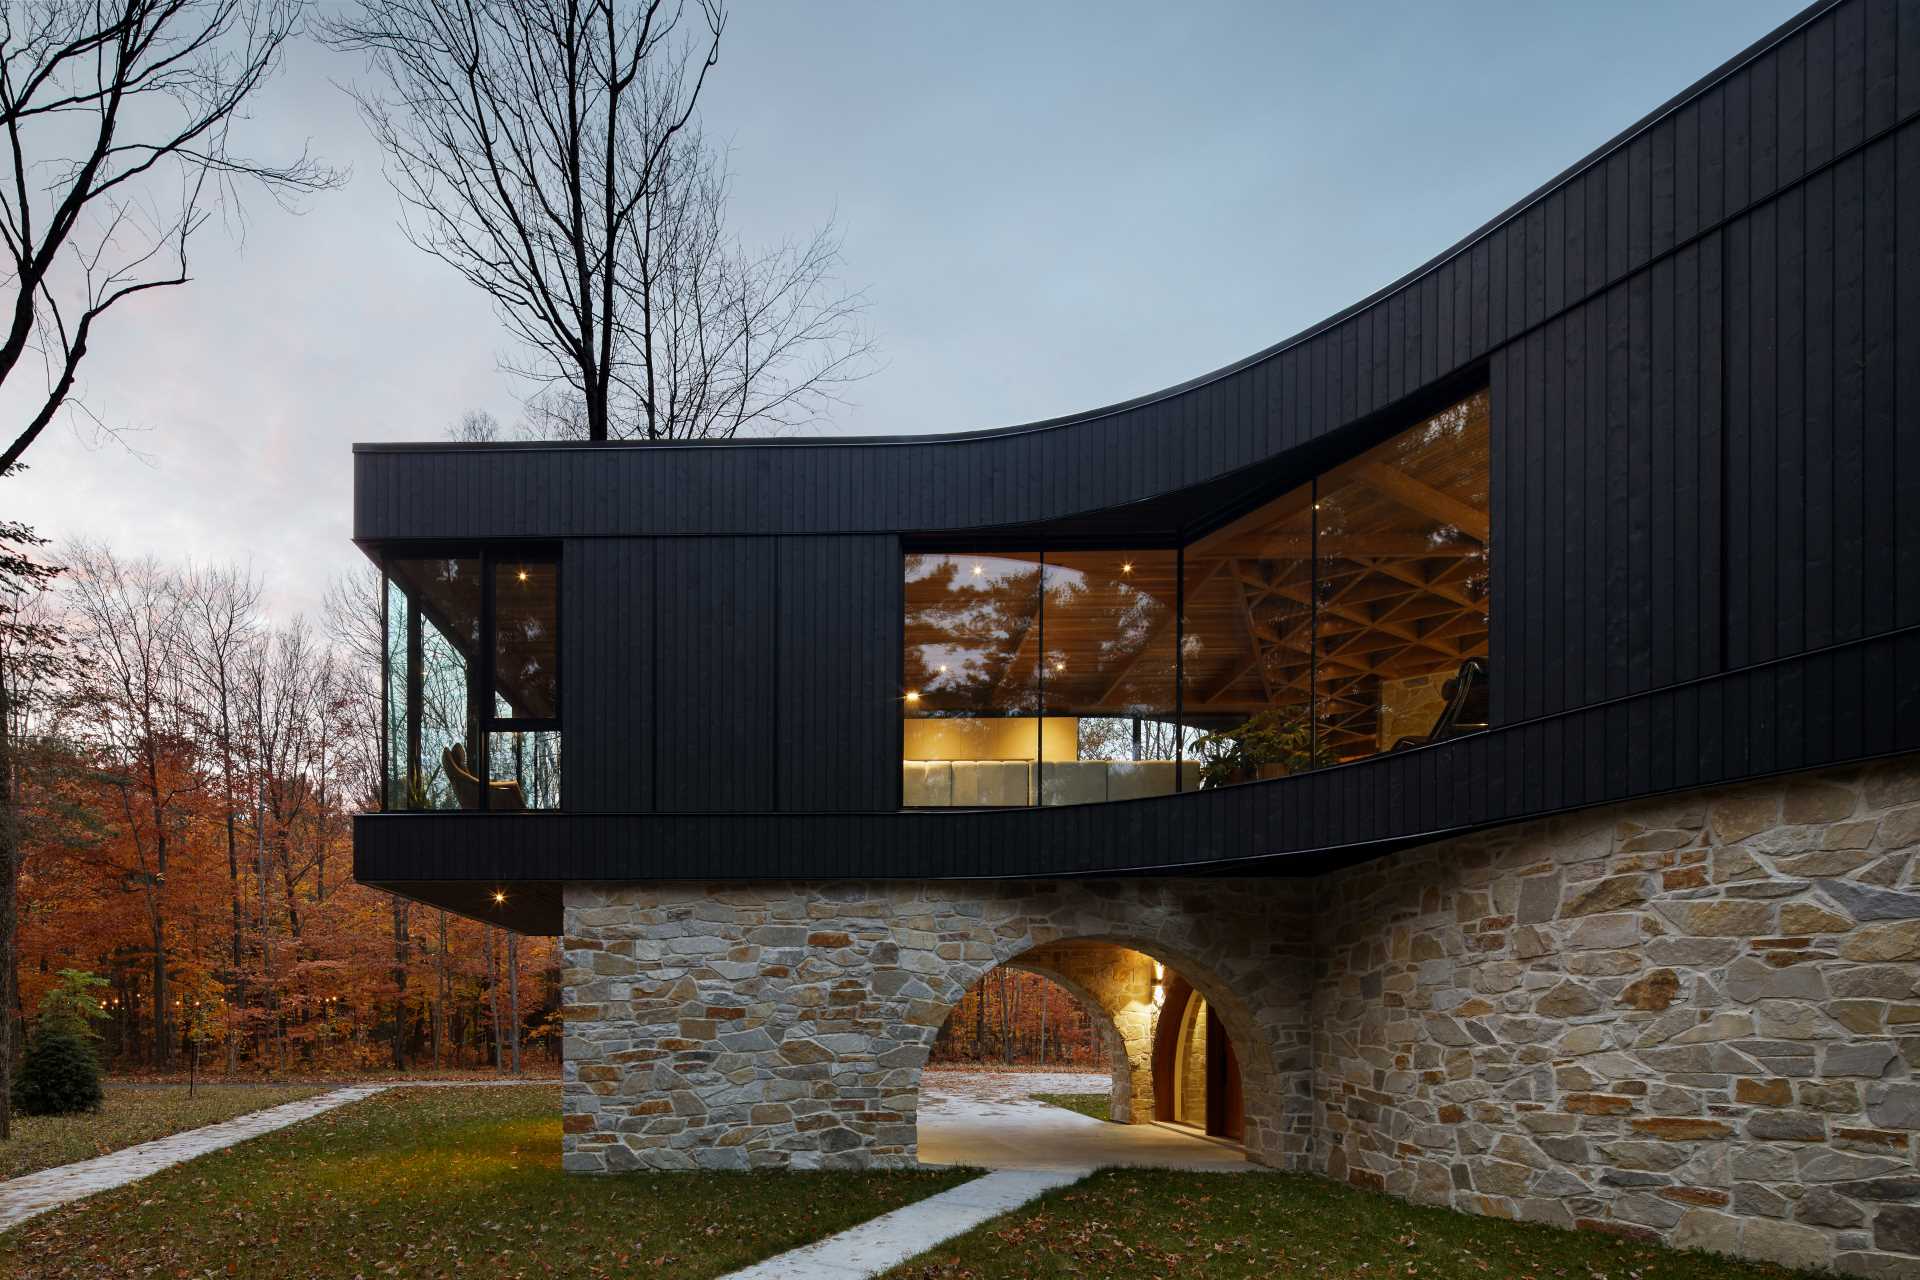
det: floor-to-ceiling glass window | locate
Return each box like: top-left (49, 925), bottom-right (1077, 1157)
top-left (896, 387), bottom-right (1489, 807)
top-left (902, 552), bottom-right (1043, 806)
top-left (1182, 484), bottom-right (1321, 787)
top-left (1039, 550), bottom-right (1184, 804)
top-left (486, 557), bottom-right (561, 809)
top-left (382, 549), bottom-right (561, 811)
top-left (1312, 389), bottom-right (1490, 761)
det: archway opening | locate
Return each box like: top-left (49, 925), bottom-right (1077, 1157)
top-left (915, 939), bottom-right (1251, 1169)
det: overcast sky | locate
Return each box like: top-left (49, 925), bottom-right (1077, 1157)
top-left (4, 1), bottom-right (1807, 621)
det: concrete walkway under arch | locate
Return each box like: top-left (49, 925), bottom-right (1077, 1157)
top-left (915, 1069), bottom-right (1252, 1173)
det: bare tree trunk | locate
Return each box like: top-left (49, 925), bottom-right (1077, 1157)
top-left (507, 932), bottom-right (522, 1075)
top-left (0, 666), bottom-right (15, 1139)
top-left (484, 928), bottom-right (503, 1072)
top-left (391, 896), bottom-right (410, 1071)
top-left (434, 911), bottom-right (449, 1069)
top-left (1006, 971), bottom-right (1021, 1074)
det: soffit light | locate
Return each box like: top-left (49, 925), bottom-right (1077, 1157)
top-left (492, 890), bottom-right (507, 905)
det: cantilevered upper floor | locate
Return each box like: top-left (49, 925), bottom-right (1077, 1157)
top-left (354, 0), bottom-right (1920, 931)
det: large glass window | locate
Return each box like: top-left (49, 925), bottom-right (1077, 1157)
top-left (899, 388), bottom-right (1490, 807)
top-left (383, 549), bottom-right (561, 811)
top-left (903, 552), bottom-right (1042, 806)
top-left (1039, 551), bottom-right (1186, 804)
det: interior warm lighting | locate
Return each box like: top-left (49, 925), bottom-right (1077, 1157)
top-left (491, 890), bottom-right (507, 905)
top-left (1052, 660), bottom-right (1065, 673)
top-left (971, 563), bottom-right (984, 576)
top-left (1153, 961), bottom-right (1165, 981)
top-left (1121, 561), bottom-right (1134, 574)
top-left (1152, 983), bottom-right (1166, 1007)
top-left (516, 569), bottom-right (529, 582)
top-left (905, 690), bottom-right (921, 705)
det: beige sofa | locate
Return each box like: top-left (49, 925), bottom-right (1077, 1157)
top-left (904, 759), bottom-right (1201, 807)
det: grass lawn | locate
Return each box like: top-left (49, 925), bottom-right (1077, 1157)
top-left (883, 1167), bottom-right (1825, 1280)
top-left (1030, 1092), bottom-right (1112, 1123)
top-left (1, 1085), bottom-right (975, 1279)
top-left (1, 1083), bottom-right (327, 1179)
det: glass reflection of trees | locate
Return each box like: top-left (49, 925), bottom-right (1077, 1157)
top-left (900, 388), bottom-right (1491, 807)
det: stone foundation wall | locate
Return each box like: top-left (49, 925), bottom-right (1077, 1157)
top-left (1313, 756), bottom-right (1920, 1277)
top-left (561, 879), bottom-right (1314, 1171)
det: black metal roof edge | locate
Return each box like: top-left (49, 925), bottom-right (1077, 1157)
top-left (354, 0), bottom-right (1839, 459)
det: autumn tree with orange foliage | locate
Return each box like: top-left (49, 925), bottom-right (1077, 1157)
top-left (10, 544), bottom-right (558, 1078)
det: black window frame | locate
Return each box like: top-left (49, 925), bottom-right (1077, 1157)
top-left (379, 542), bottom-right (563, 813)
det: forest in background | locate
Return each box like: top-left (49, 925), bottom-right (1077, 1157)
top-left (928, 969), bottom-right (1105, 1068)
top-left (6, 540), bottom-right (557, 1077)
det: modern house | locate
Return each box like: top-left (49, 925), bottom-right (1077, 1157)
top-left (353, 1), bottom-right (1920, 1273)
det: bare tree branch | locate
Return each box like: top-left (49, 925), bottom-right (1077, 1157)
top-left (329, 0), bottom-right (870, 442)
top-left (0, 0), bottom-right (341, 474)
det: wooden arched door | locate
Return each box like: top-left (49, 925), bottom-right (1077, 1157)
top-left (1151, 975), bottom-right (1244, 1142)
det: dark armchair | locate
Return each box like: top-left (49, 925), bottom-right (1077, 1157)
top-left (1391, 658), bottom-right (1490, 751)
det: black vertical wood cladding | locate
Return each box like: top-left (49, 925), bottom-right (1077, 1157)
top-left (355, 0), bottom-right (1920, 863)
top-left (775, 535), bottom-right (900, 813)
top-left (654, 538), bottom-right (776, 812)
top-left (561, 538), bottom-right (654, 812)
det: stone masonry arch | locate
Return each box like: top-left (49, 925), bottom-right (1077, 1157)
top-left (562, 877), bottom-right (1315, 1171)
top-left (992, 951), bottom-right (1138, 1120)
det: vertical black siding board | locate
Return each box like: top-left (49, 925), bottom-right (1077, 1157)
top-left (1702, 229), bottom-right (1725, 680)
top-left (1677, 104), bottom-right (1701, 244)
top-left (1567, 172), bottom-right (1589, 314)
top-left (1753, 50), bottom-right (1781, 202)
top-left (1728, 68), bottom-right (1753, 213)
top-left (1650, 256), bottom-right (1677, 691)
top-left (1778, 185), bottom-right (1810, 662)
top-left (1526, 202), bottom-right (1547, 329)
top-left (1524, 328), bottom-right (1548, 722)
top-left (1865, 137), bottom-right (1899, 636)
top-left (1606, 283), bottom-right (1632, 700)
top-left (1652, 120), bottom-right (1676, 258)
top-left (1835, 152), bottom-right (1868, 647)
top-left (1490, 226), bottom-right (1510, 349)
top-left (1563, 305), bottom-right (1589, 717)
top-left (1899, 121), bottom-right (1920, 627)
top-left (1702, 84), bottom-right (1727, 228)
top-left (1545, 188), bottom-right (1567, 318)
top-left (1837, 0), bottom-right (1867, 153)
top-left (1674, 245), bottom-right (1703, 684)
top-left (1808, 168), bottom-right (1839, 656)
top-left (1471, 240), bottom-right (1491, 357)
top-left (1753, 201), bottom-right (1781, 665)
top-left (1489, 346), bottom-right (1512, 726)
top-left (1607, 151), bottom-right (1632, 285)
top-left (1901, 0), bottom-right (1920, 118)
top-left (1542, 317), bottom-right (1567, 718)
top-left (1782, 29), bottom-right (1809, 188)
top-left (655, 539), bottom-right (774, 812)
top-left (1629, 132), bottom-right (1654, 271)
top-left (1811, 10), bottom-right (1838, 170)
top-left (1585, 299), bottom-right (1609, 708)
top-left (1868, 0), bottom-right (1899, 132)
top-left (1629, 272), bottom-right (1653, 694)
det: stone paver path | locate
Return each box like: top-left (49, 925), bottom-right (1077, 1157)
top-left (0, 1084), bottom-right (390, 1232)
top-left (719, 1168), bottom-right (1085, 1280)
top-left (0, 1078), bottom-right (561, 1233)
top-left (722, 1069), bottom-right (1252, 1278)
